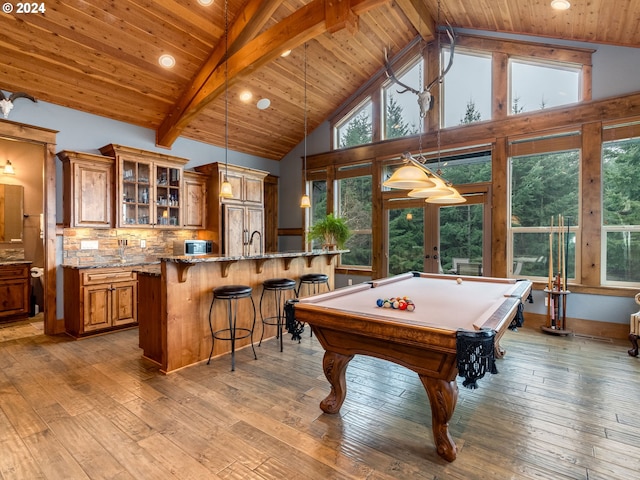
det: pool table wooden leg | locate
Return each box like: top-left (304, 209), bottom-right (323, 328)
top-left (420, 375), bottom-right (459, 462)
top-left (319, 350), bottom-right (354, 414)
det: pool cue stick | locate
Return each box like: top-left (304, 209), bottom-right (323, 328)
top-left (564, 216), bottom-right (570, 292)
top-left (548, 216), bottom-right (553, 291)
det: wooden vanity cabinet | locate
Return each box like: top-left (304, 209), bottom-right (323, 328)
top-left (0, 262), bottom-right (31, 321)
top-left (58, 151), bottom-right (114, 228)
top-left (64, 267), bottom-right (137, 337)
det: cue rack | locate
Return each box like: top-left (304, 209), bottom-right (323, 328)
top-left (542, 214), bottom-right (572, 336)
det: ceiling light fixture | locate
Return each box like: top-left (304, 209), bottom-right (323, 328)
top-left (300, 43), bottom-right (311, 209)
top-left (197, 0), bottom-right (214, 5)
top-left (158, 54), bottom-right (176, 68)
top-left (3, 159), bottom-right (15, 175)
top-left (281, 49), bottom-right (292, 57)
top-left (256, 98), bottom-right (271, 110)
top-left (239, 91), bottom-right (252, 102)
top-left (219, 0), bottom-right (233, 199)
top-left (550, 0), bottom-right (571, 10)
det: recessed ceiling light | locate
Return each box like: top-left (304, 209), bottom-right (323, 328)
top-left (257, 98), bottom-right (271, 110)
top-left (198, 0), bottom-right (214, 5)
top-left (550, 0), bottom-right (570, 10)
top-left (239, 91), bottom-right (253, 102)
top-left (158, 54), bottom-right (176, 68)
top-left (281, 50), bottom-right (292, 57)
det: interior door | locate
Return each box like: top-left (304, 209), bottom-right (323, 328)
top-left (428, 193), bottom-right (490, 276)
top-left (386, 191), bottom-right (490, 276)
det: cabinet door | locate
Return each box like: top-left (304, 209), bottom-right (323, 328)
top-left (0, 278), bottom-right (29, 318)
top-left (120, 158), bottom-right (152, 227)
top-left (184, 176), bottom-right (206, 229)
top-left (244, 176), bottom-right (263, 204)
top-left (111, 281), bottom-right (137, 326)
top-left (246, 207), bottom-right (264, 255)
top-left (83, 284), bottom-right (112, 332)
top-left (223, 205), bottom-right (246, 256)
top-left (155, 163), bottom-right (181, 228)
top-left (73, 161), bottom-right (112, 227)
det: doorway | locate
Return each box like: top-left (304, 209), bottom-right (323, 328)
top-left (385, 188), bottom-right (491, 277)
top-left (0, 122), bottom-right (57, 334)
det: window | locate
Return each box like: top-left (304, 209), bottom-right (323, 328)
top-left (602, 136), bottom-right (640, 284)
top-left (383, 58), bottom-right (422, 139)
top-left (338, 174), bottom-right (372, 267)
top-left (443, 48), bottom-right (492, 128)
top-left (510, 58), bottom-right (581, 114)
top-left (335, 100), bottom-right (372, 149)
top-left (509, 148), bottom-right (580, 279)
top-left (428, 150), bottom-right (492, 184)
top-left (308, 179), bottom-right (327, 249)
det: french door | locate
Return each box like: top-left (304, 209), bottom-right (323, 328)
top-left (386, 190), bottom-right (490, 277)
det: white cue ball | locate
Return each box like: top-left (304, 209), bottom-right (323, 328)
top-left (456, 277), bottom-right (462, 284)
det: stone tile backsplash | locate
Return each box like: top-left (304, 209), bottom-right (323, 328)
top-left (62, 228), bottom-right (198, 266)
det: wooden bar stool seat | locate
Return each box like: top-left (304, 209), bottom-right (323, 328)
top-left (296, 273), bottom-right (330, 297)
top-left (208, 284), bottom-right (257, 371)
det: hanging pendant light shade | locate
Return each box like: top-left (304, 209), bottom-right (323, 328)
top-left (220, 180), bottom-right (233, 198)
top-left (408, 186), bottom-right (454, 198)
top-left (300, 42), bottom-right (311, 209)
top-left (300, 194), bottom-right (311, 208)
top-left (3, 160), bottom-right (15, 175)
top-left (425, 190), bottom-right (466, 204)
top-left (219, 0), bottom-right (233, 200)
top-left (383, 164), bottom-right (436, 189)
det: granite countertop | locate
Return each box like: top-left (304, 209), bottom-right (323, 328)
top-left (158, 250), bottom-right (348, 264)
top-left (62, 261), bottom-right (160, 270)
top-left (0, 260), bottom-right (32, 265)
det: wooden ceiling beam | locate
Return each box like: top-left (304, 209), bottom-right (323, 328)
top-left (156, 0), bottom-right (282, 148)
top-left (394, 0), bottom-right (436, 41)
top-left (157, 0), bottom-right (391, 148)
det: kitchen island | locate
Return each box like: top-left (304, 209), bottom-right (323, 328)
top-left (138, 250), bottom-right (344, 373)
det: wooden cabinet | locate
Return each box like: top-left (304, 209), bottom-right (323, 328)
top-left (0, 262), bottom-right (31, 321)
top-left (63, 266), bottom-right (137, 337)
top-left (196, 163), bottom-right (267, 255)
top-left (183, 170), bottom-right (208, 229)
top-left (99, 144), bottom-right (188, 229)
top-left (58, 151), bottom-right (114, 228)
top-left (223, 204), bottom-right (264, 256)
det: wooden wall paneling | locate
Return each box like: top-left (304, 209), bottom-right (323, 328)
top-left (264, 174), bottom-right (278, 253)
top-left (491, 137), bottom-right (509, 278)
top-left (492, 52), bottom-right (508, 119)
top-left (580, 122), bottom-right (603, 286)
top-left (371, 160), bottom-right (384, 279)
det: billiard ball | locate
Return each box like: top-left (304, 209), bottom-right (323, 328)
top-left (376, 298), bottom-right (384, 307)
top-left (456, 277), bottom-right (462, 284)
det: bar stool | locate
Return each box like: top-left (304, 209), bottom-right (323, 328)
top-left (296, 273), bottom-right (330, 338)
top-left (296, 273), bottom-right (330, 297)
top-left (208, 285), bottom-right (257, 371)
top-left (259, 278), bottom-right (297, 352)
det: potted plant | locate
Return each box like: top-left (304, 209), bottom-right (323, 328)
top-left (308, 213), bottom-right (351, 250)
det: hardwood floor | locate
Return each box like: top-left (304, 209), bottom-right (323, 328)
top-left (0, 322), bottom-right (638, 479)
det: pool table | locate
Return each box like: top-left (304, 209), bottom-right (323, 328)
top-left (294, 271), bottom-right (532, 462)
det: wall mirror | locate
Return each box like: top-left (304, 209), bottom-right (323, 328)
top-left (0, 183), bottom-right (24, 243)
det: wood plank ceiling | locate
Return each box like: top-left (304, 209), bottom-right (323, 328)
top-left (1, 0), bottom-right (639, 161)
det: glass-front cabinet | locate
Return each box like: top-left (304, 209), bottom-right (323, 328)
top-left (100, 144), bottom-right (188, 229)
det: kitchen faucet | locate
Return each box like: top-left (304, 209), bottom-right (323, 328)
top-left (249, 230), bottom-right (263, 255)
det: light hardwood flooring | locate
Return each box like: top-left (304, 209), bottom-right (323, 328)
top-left (0, 321), bottom-right (639, 479)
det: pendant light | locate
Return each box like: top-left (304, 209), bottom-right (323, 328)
top-left (300, 42), bottom-right (311, 209)
top-left (219, 0), bottom-right (233, 199)
top-left (382, 0), bottom-right (465, 205)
